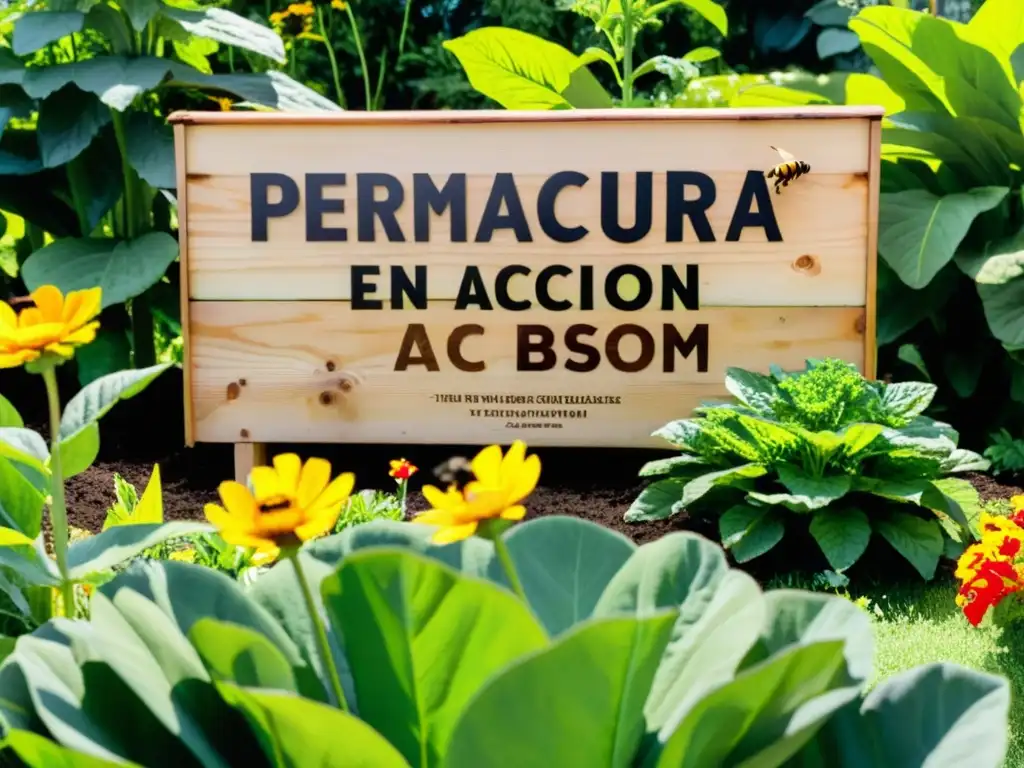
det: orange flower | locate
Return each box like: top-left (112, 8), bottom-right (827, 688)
top-left (389, 458), bottom-right (417, 481)
top-left (0, 285), bottom-right (101, 368)
top-left (956, 559), bottom-right (1024, 626)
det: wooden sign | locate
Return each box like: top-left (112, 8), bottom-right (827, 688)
top-left (170, 107), bottom-right (883, 481)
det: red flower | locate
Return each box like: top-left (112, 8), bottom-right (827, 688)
top-left (1011, 510), bottom-right (1024, 529)
top-left (958, 560), bottom-right (1023, 626)
top-left (1000, 537), bottom-right (1022, 558)
top-left (389, 458), bottom-right (417, 481)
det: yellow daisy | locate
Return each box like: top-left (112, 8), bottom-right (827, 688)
top-left (0, 285), bottom-right (101, 368)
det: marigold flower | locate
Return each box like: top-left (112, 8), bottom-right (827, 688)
top-left (389, 458), bottom-right (417, 481)
top-left (0, 285), bottom-right (101, 368)
top-left (414, 441), bottom-right (540, 544)
top-left (980, 511), bottom-right (1024, 538)
top-left (204, 453), bottom-right (354, 557)
top-left (956, 559), bottom-right (1024, 626)
top-left (270, 2), bottom-right (314, 36)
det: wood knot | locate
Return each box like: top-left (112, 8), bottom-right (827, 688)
top-left (854, 313), bottom-right (867, 334)
top-left (325, 360), bottom-right (336, 372)
top-left (792, 254), bottom-right (821, 275)
top-left (226, 382), bottom-right (241, 401)
top-left (338, 378), bottom-right (353, 392)
top-left (240, 428), bottom-right (250, 438)
top-left (319, 391), bottom-right (335, 406)
top-left (239, 378), bottom-right (247, 386)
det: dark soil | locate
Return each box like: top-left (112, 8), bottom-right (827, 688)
top-left (4, 364), bottom-right (1023, 581)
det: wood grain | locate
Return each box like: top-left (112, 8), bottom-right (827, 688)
top-left (864, 118), bottom-right (882, 380)
top-left (174, 123), bottom-right (195, 446)
top-left (190, 302), bottom-right (866, 447)
top-left (186, 170), bottom-right (868, 305)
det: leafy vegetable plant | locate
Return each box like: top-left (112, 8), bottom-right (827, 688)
top-left (627, 359), bottom-right (989, 579)
top-left (984, 429), bottom-right (1024, 476)
top-left (443, 0), bottom-right (728, 109)
top-left (0, 516), bottom-right (1009, 766)
top-left (335, 488), bottom-right (403, 531)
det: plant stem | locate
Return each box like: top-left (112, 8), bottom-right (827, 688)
top-left (494, 535), bottom-right (526, 602)
top-left (42, 366), bottom-right (75, 619)
top-left (289, 552), bottom-right (349, 711)
top-left (371, 50), bottom-right (387, 110)
top-left (397, 0), bottom-right (414, 58)
top-left (398, 480), bottom-right (408, 517)
top-left (317, 6), bottom-right (347, 109)
top-left (621, 0), bottom-right (635, 106)
top-left (344, 4), bottom-right (373, 109)
top-left (110, 109), bottom-right (136, 240)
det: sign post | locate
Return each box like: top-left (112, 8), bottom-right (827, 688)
top-left (170, 106), bottom-right (882, 483)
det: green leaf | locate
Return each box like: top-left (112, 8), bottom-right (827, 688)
top-left (683, 46), bottom-right (721, 63)
top-left (874, 512), bottom-right (943, 579)
top-left (665, 0), bottom-right (727, 35)
top-left (67, 521), bottom-right (213, 578)
top-left (878, 187), bottom-right (1009, 289)
top-left (22, 56), bottom-right (174, 109)
top-left (172, 36), bottom-right (218, 75)
top-left (817, 28), bottom-right (860, 58)
top-left (775, 464), bottom-right (853, 511)
top-left (930, 477), bottom-right (981, 534)
top-left (124, 111), bottom-right (175, 189)
top-left (806, 0), bottom-right (852, 27)
top-left (0, 541), bottom-right (59, 585)
top-left (957, 229), bottom-right (1024, 285)
top-left (121, 0), bottom-right (160, 30)
top-left (165, 65), bottom-right (341, 112)
top-left (624, 477), bottom-right (684, 522)
top-left (0, 427), bottom-right (49, 474)
top-left (12, 11), bottom-right (85, 56)
top-left (655, 640), bottom-right (853, 766)
top-left (501, 517), bottom-right (635, 636)
top-left (724, 367), bottom-right (780, 416)
top-left (58, 420), bottom-right (98, 479)
top-left (0, 394), bottom-right (23, 429)
top-left (651, 419), bottom-right (700, 449)
top-left (979, 275), bottom-right (1024, 347)
top-left (638, 454), bottom-right (707, 478)
top-left (37, 86), bottom-right (112, 169)
top-left (321, 548), bottom-right (548, 767)
top-left (443, 27), bottom-right (613, 110)
top-left (59, 363), bottom-right (170, 441)
top-left (681, 463), bottom-right (767, 508)
top-left (850, 662), bottom-right (1009, 765)
top-left (189, 618), bottom-right (297, 693)
top-left (161, 6), bottom-right (286, 64)
top-left (218, 685), bottom-right (409, 767)
top-left (75, 327), bottom-right (131, 386)
top-left (881, 381), bottom-right (936, 419)
top-left (719, 504), bottom-right (785, 563)
top-left (0, 457), bottom-right (45, 537)
top-left (444, 613), bottom-right (677, 768)
top-left (809, 508), bottom-right (871, 572)
top-left (3, 728), bottom-right (130, 767)
top-left (22, 234), bottom-right (178, 310)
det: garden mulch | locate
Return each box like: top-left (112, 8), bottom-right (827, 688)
top-left (5, 366), bottom-right (1024, 572)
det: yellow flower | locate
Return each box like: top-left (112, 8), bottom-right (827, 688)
top-left (331, 0), bottom-right (346, 9)
top-left (956, 541), bottom-right (996, 581)
top-left (0, 285), bottom-right (101, 368)
top-left (204, 453), bottom-right (354, 557)
top-left (270, 1), bottom-right (315, 36)
top-left (414, 441), bottom-right (540, 544)
top-left (169, 548), bottom-right (196, 563)
top-left (1012, 495), bottom-right (1024, 513)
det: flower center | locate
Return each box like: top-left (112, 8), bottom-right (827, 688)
top-left (258, 495), bottom-right (294, 515)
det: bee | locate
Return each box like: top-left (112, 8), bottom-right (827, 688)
top-left (6, 295), bottom-right (34, 308)
top-left (766, 146), bottom-right (811, 195)
top-left (433, 456), bottom-right (476, 492)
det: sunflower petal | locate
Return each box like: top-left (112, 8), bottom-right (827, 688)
top-left (31, 285), bottom-right (63, 322)
top-left (221, 529), bottom-right (279, 551)
top-left (216, 481), bottom-right (257, 522)
top-left (251, 466), bottom-right (286, 501)
top-left (431, 522), bottom-right (477, 545)
top-left (508, 454), bottom-right (541, 504)
top-left (273, 453), bottom-right (303, 496)
top-left (471, 444), bottom-right (503, 485)
top-left (422, 484), bottom-right (463, 511)
top-left (413, 508), bottom-right (456, 526)
top-left (500, 505), bottom-right (527, 521)
top-left (61, 322), bottom-right (99, 345)
top-left (295, 506), bottom-right (342, 540)
top-left (297, 457), bottom-right (332, 508)
top-left (306, 472), bottom-right (354, 517)
top-left (0, 302), bottom-right (17, 331)
top-left (500, 440), bottom-right (527, 479)
top-left (0, 349), bottom-right (39, 368)
top-left (64, 287), bottom-right (101, 327)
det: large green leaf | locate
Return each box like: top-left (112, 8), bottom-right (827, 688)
top-left (444, 613), bottom-right (677, 768)
top-left (681, 463), bottom-right (767, 508)
top-left (12, 11), bottom-right (85, 56)
top-left (22, 57), bottom-right (174, 109)
top-left (37, 87), bottom-right (112, 169)
top-left (663, 0), bottom-right (727, 36)
top-left (22, 234), bottom-right (179, 310)
top-left (809, 507), bottom-right (871, 572)
top-left (443, 27), bottom-right (613, 110)
top-left (500, 516), bottom-right (635, 636)
top-left (881, 381), bottom-right (936, 419)
top-left (848, 6), bottom-right (951, 115)
top-left (624, 477), bottom-right (684, 522)
top-left (218, 685), bottom-right (409, 767)
top-left (120, 0), bottom-right (160, 30)
top-left (2, 728), bottom-right (131, 767)
top-left (0, 394), bottom-right (23, 429)
top-left (754, 464), bottom-right (853, 512)
top-left (884, 112), bottom-right (1015, 184)
top-left (979, 273), bottom-right (1024, 347)
top-left (0, 457), bottom-right (44, 538)
top-left (160, 6), bottom-right (285, 64)
top-left (637, 454), bottom-right (708, 478)
top-left (188, 618), bottom-right (298, 693)
top-left (124, 111), bottom-right (174, 189)
top-left (67, 521), bottom-right (213, 578)
top-left (592, 533), bottom-right (764, 737)
top-left (874, 512), bottom-right (943, 579)
top-left (58, 421), bottom-right (99, 480)
top-left (165, 65), bottom-right (342, 112)
top-left (654, 640), bottom-right (854, 767)
top-left (724, 367), bottom-right (780, 416)
top-left (957, 229), bottom-right (1024, 285)
top-left (967, 0), bottom-right (1024, 84)
top-left (59, 363), bottom-right (170, 440)
top-left (321, 548), bottom-right (548, 767)
top-left (0, 427), bottom-right (49, 475)
top-left (878, 187), bottom-right (1009, 289)
top-left (719, 504), bottom-right (785, 563)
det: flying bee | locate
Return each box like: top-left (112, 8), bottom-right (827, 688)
top-left (766, 146), bottom-right (811, 195)
top-left (433, 456), bottom-right (476, 492)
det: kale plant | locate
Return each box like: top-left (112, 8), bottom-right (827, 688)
top-left (627, 359), bottom-right (989, 579)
